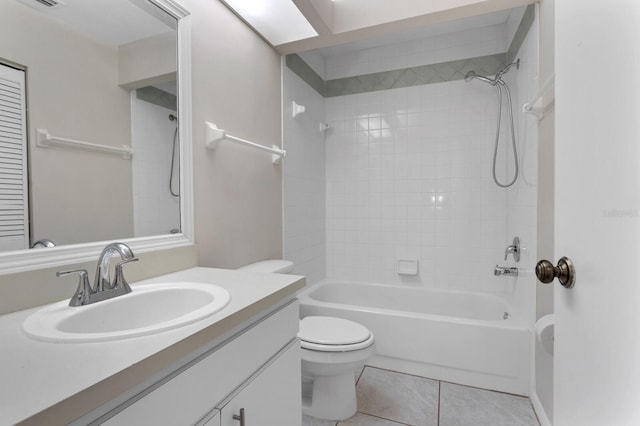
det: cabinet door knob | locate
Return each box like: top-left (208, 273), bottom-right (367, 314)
top-left (232, 408), bottom-right (245, 426)
top-left (536, 256), bottom-right (576, 288)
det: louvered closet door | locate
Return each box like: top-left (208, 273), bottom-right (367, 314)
top-left (0, 64), bottom-right (29, 251)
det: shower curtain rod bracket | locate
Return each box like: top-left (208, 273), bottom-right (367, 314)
top-left (523, 74), bottom-right (555, 120)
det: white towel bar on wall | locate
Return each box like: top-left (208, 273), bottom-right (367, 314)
top-left (523, 73), bottom-right (555, 120)
top-left (204, 122), bottom-right (286, 165)
top-left (36, 128), bottom-right (133, 159)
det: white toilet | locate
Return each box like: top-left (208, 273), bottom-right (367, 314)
top-left (238, 260), bottom-right (375, 421)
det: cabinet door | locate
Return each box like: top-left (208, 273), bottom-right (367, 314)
top-left (220, 344), bottom-right (301, 426)
top-left (101, 302), bottom-right (299, 425)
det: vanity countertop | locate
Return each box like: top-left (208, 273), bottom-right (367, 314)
top-left (0, 267), bottom-right (305, 425)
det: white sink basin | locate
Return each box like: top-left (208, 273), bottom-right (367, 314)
top-left (23, 282), bottom-right (231, 343)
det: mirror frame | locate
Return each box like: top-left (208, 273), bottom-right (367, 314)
top-left (0, 0), bottom-right (193, 275)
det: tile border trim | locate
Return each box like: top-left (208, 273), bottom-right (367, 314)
top-left (287, 4), bottom-right (535, 98)
top-left (285, 54), bottom-right (325, 96)
top-left (136, 86), bottom-right (177, 111)
top-left (508, 4), bottom-right (536, 64)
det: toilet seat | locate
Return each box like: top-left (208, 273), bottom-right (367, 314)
top-left (299, 316), bottom-right (374, 352)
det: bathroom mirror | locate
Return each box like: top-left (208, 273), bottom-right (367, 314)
top-left (0, 0), bottom-right (193, 272)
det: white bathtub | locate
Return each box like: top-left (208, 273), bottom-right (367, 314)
top-left (298, 281), bottom-right (531, 395)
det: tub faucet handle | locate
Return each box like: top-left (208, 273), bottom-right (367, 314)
top-left (504, 237), bottom-right (520, 262)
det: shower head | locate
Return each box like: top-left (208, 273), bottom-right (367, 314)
top-left (464, 70), bottom-right (477, 82)
top-left (464, 70), bottom-right (496, 85)
top-left (169, 114), bottom-right (178, 122)
top-left (465, 59), bottom-right (520, 86)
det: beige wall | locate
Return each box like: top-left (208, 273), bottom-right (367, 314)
top-left (119, 32), bottom-right (177, 90)
top-left (535, 0), bottom-right (554, 422)
top-left (0, 0), bottom-right (281, 314)
top-left (0, 1), bottom-right (133, 246)
top-left (0, 245), bottom-right (197, 315)
top-left (181, 0), bottom-right (283, 269)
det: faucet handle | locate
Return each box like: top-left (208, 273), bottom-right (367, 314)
top-left (504, 250), bottom-right (512, 261)
top-left (57, 269), bottom-right (92, 307)
top-left (113, 257), bottom-right (138, 293)
top-left (504, 237), bottom-right (521, 262)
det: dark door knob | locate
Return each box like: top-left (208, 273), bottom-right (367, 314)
top-left (536, 256), bottom-right (576, 288)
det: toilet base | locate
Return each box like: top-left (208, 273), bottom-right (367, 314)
top-left (302, 372), bottom-right (357, 421)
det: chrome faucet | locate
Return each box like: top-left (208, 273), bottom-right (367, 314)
top-left (31, 239), bottom-right (55, 248)
top-left (57, 242), bottom-right (139, 306)
top-left (94, 242), bottom-right (137, 292)
top-left (494, 265), bottom-right (518, 277)
top-left (504, 237), bottom-right (520, 262)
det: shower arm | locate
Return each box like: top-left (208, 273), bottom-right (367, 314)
top-left (465, 59), bottom-right (520, 86)
top-left (495, 59), bottom-right (520, 83)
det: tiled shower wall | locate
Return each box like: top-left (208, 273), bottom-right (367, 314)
top-left (324, 79), bottom-right (509, 290)
top-left (504, 10), bottom-right (539, 327)
top-left (283, 7), bottom-right (537, 301)
top-left (282, 62), bottom-right (326, 285)
top-left (131, 93), bottom-right (181, 237)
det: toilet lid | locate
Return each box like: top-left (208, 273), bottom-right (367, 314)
top-left (299, 316), bottom-right (372, 347)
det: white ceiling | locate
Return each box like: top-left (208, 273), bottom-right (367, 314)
top-left (221, 0), bottom-right (318, 46)
top-left (278, 0), bottom-right (535, 54)
top-left (14, 0), bottom-right (175, 46)
top-left (317, 9), bottom-right (511, 57)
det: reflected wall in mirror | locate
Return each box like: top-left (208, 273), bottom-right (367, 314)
top-left (0, 0), bottom-right (181, 252)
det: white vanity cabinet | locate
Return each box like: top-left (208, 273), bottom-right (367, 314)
top-left (217, 343), bottom-right (300, 426)
top-left (98, 301), bottom-right (301, 426)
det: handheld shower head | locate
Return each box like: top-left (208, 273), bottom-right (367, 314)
top-left (465, 58), bottom-right (520, 86)
top-left (464, 70), bottom-right (477, 82)
top-left (464, 71), bottom-right (496, 85)
top-left (463, 60), bottom-right (520, 188)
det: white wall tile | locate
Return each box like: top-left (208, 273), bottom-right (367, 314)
top-left (285, 17), bottom-right (538, 312)
top-left (282, 68), bottom-right (327, 285)
top-left (504, 13), bottom-right (538, 323)
top-left (324, 74), bottom-right (513, 290)
top-left (131, 94), bottom-right (180, 237)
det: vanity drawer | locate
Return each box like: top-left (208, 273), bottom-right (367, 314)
top-left (102, 301), bottom-right (299, 425)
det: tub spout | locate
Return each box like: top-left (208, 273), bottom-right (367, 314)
top-left (494, 265), bottom-right (518, 277)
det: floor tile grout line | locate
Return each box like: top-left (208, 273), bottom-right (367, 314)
top-left (437, 380), bottom-right (441, 426)
top-left (351, 366), bottom-right (409, 425)
top-left (439, 378), bottom-right (530, 399)
top-left (355, 365), bottom-right (366, 385)
top-left (364, 364), bottom-right (530, 401)
top-left (348, 411), bottom-right (414, 426)
top-left (362, 364), bottom-right (440, 382)
top-left (326, 364), bottom-right (537, 426)
top-left (357, 365), bottom-right (439, 426)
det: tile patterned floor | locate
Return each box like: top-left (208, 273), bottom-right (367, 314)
top-left (302, 366), bottom-right (540, 426)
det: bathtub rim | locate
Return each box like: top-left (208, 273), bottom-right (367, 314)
top-left (297, 279), bottom-right (529, 330)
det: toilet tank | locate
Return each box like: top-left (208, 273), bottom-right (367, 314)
top-left (237, 260), bottom-right (294, 274)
